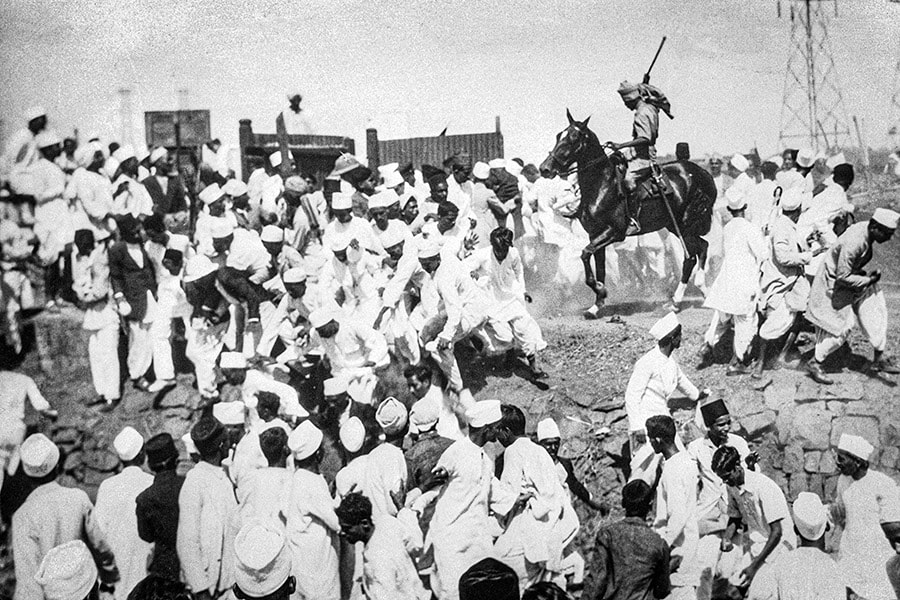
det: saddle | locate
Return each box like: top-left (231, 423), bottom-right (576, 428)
top-left (615, 161), bottom-right (674, 208)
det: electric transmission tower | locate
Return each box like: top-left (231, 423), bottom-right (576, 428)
top-left (777, 0), bottom-right (853, 152)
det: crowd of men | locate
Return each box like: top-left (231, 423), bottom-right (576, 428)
top-left (1, 103), bottom-right (900, 600)
top-left (695, 148), bottom-right (900, 383)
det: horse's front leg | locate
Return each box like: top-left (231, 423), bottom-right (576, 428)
top-left (581, 227), bottom-right (620, 318)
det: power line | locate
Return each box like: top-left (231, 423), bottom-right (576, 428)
top-left (777, 0), bottom-right (853, 152)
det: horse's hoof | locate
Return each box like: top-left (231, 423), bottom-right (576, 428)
top-left (664, 301), bottom-right (681, 313)
top-left (583, 305), bottom-right (601, 320)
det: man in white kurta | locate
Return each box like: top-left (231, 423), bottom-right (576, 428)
top-left (308, 306), bottom-right (389, 406)
top-left (755, 188), bottom-right (813, 377)
top-left (686, 399), bottom-right (751, 592)
top-left (177, 417), bottom-right (239, 600)
top-left (336, 492), bottom-right (429, 600)
top-left (364, 398), bottom-right (409, 519)
top-left (0, 371), bottom-right (55, 492)
top-left (648, 415), bottom-right (700, 600)
top-left (13, 434), bottom-right (117, 600)
top-left (110, 146), bottom-right (154, 218)
top-left (465, 226), bottom-right (547, 377)
top-left (492, 405), bottom-right (572, 592)
top-left (699, 187), bottom-right (766, 373)
top-left (66, 142), bottom-right (114, 237)
top-left (93, 428), bottom-right (154, 600)
top-left (832, 433), bottom-right (900, 600)
top-left (283, 420), bottom-right (341, 600)
top-left (230, 390), bottom-right (293, 490)
top-left (624, 313), bottom-right (704, 484)
top-left (427, 400), bottom-right (501, 600)
top-left (236, 426), bottom-right (292, 528)
top-left (414, 242), bottom-right (491, 392)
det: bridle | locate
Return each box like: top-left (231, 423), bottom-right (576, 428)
top-left (545, 124), bottom-right (615, 178)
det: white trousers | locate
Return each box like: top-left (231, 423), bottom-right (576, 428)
top-left (758, 295), bottom-right (796, 341)
top-left (482, 313), bottom-right (547, 357)
top-left (186, 320), bottom-right (227, 397)
top-left (426, 313), bottom-right (486, 392)
top-left (89, 322), bottom-right (121, 400)
top-left (704, 310), bottom-right (758, 361)
top-left (814, 289), bottom-right (887, 361)
top-left (127, 320), bottom-right (153, 380)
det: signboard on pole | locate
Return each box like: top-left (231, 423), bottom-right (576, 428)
top-left (144, 110), bottom-right (211, 147)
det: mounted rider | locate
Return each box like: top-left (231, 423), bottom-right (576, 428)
top-left (610, 80), bottom-right (673, 235)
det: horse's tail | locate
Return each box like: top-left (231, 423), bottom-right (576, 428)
top-left (679, 161), bottom-right (716, 237)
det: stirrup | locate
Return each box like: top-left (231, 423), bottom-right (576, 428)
top-left (626, 218), bottom-right (641, 235)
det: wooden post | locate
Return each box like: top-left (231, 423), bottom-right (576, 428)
top-left (239, 119), bottom-right (253, 182)
top-left (366, 128), bottom-right (380, 170)
top-left (275, 112), bottom-right (293, 178)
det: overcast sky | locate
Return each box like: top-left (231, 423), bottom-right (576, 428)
top-left (1, 0), bottom-right (898, 165)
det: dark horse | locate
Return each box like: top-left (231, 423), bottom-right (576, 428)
top-left (539, 110), bottom-right (717, 317)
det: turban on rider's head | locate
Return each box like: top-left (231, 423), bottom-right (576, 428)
top-left (617, 80), bottom-right (641, 102)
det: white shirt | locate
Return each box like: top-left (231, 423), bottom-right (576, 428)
top-left (111, 175), bottom-right (153, 217)
top-left (241, 369), bottom-right (306, 423)
top-left (704, 216), bottom-right (766, 315)
top-left (835, 470), bottom-right (900, 600)
top-left (236, 465), bottom-right (292, 528)
top-left (323, 216), bottom-right (377, 254)
top-left (362, 516), bottom-right (430, 600)
top-left (726, 469), bottom-right (796, 558)
top-left (624, 346), bottom-right (699, 432)
top-left (334, 455), bottom-right (369, 501)
top-left (176, 462), bottom-right (239, 595)
top-left (315, 320), bottom-right (389, 371)
top-left (746, 179), bottom-right (778, 231)
top-left (93, 466), bottom-right (154, 600)
top-left (774, 547), bottom-right (846, 600)
top-left (226, 228), bottom-right (270, 284)
top-left (428, 437), bottom-right (495, 600)
top-left (687, 434), bottom-right (751, 528)
top-left (653, 451), bottom-right (700, 586)
top-left (465, 246), bottom-right (528, 320)
top-left (363, 442), bottom-right (408, 519)
top-left (418, 256), bottom-right (490, 342)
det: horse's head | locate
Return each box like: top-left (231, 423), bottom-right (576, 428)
top-left (540, 109), bottom-right (593, 178)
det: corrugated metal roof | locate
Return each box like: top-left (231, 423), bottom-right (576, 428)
top-left (377, 131), bottom-right (504, 168)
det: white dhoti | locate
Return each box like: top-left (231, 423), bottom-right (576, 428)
top-left (758, 294), bottom-right (795, 341)
top-left (703, 310), bottom-right (758, 361)
top-left (185, 319), bottom-right (227, 397)
top-left (88, 320), bottom-right (121, 400)
top-left (482, 313), bottom-right (547, 357)
top-left (814, 288), bottom-right (887, 361)
top-left (424, 311), bottom-right (486, 392)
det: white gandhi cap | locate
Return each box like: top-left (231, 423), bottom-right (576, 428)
top-left (20, 433), bottom-right (60, 477)
top-left (113, 426), bottom-right (144, 461)
top-left (339, 417), bottom-right (365, 453)
top-left (536, 418), bottom-right (561, 441)
top-left (466, 399), bottom-right (502, 428)
top-left (791, 492), bottom-right (828, 541)
top-left (649, 312), bottom-right (680, 341)
top-left (872, 208), bottom-right (900, 230)
top-left (837, 433), bottom-right (874, 462)
top-left (234, 520), bottom-right (292, 598)
top-left (35, 540), bottom-right (98, 600)
top-left (288, 420), bottom-right (323, 460)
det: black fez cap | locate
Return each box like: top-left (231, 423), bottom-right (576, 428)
top-left (459, 558), bottom-right (519, 600)
top-left (675, 142), bottom-right (690, 160)
top-left (163, 248), bottom-right (183, 264)
top-left (74, 229), bottom-right (95, 249)
top-left (700, 399), bottom-right (730, 427)
top-left (143, 212), bottom-right (166, 233)
top-left (145, 433), bottom-right (177, 465)
top-left (191, 415), bottom-right (225, 455)
top-left (398, 162), bottom-right (414, 176)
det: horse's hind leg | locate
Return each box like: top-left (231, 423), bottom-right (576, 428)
top-left (672, 235), bottom-right (708, 307)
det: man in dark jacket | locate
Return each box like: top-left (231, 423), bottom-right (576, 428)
top-left (141, 148), bottom-right (187, 215)
top-left (108, 215), bottom-right (157, 398)
top-left (135, 433), bottom-right (185, 581)
top-left (585, 480), bottom-right (671, 600)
